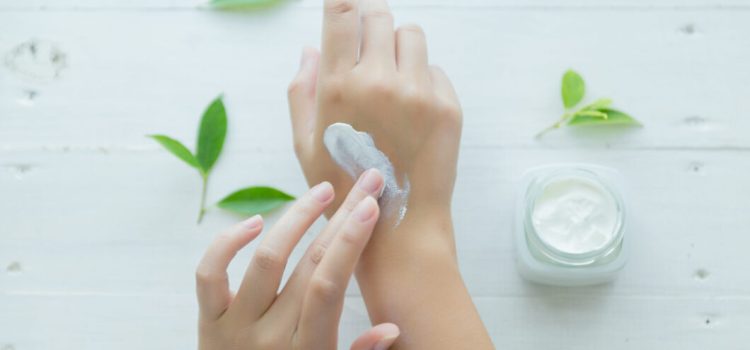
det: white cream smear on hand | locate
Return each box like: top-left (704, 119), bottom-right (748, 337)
top-left (532, 177), bottom-right (618, 254)
top-left (323, 123), bottom-right (409, 226)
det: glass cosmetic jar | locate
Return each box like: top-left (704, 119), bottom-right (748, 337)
top-left (514, 163), bottom-right (629, 286)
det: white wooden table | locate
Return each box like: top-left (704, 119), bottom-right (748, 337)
top-left (2, 0), bottom-right (749, 348)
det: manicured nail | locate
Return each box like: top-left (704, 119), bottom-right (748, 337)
top-left (243, 215), bottom-right (262, 230)
top-left (373, 334), bottom-right (399, 350)
top-left (353, 197), bottom-right (377, 223)
top-left (310, 181), bottom-right (334, 203)
top-left (357, 169), bottom-right (384, 195)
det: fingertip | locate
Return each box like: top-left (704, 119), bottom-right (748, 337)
top-left (239, 215), bottom-right (263, 238)
top-left (350, 323), bottom-right (400, 350)
top-left (356, 168), bottom-right (385, 196)
top-left (373, 322), bottom-right (400, 338)
top-left (310, 181), bottom-right (335, 203)
top-left (242, 214), bottom-right (263, 230)
top-left (353, 196), bottom-right (379, 223)
top-left (373, 333), bottom-right (398, 350)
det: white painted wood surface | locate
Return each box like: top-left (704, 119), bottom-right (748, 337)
top-left (2, 1), bottom-right (749, 349)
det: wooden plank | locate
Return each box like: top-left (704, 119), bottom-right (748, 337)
top-left (1, 294), bottom-right (748, 349)
top-left (3, 149), bottom-right (749, 297)
top-left (1, 9), bottom-right (749, 150)
top-left (2, 0), bottom-right (750, 10)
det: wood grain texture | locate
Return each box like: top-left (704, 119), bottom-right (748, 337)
top-left (1, 1), bottom-right (749, 349)
top-left (2, 0), bottom-right (750, 9)
top-left (1, 9), bottom-right (748, 151)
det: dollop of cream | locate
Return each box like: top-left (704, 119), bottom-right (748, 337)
top-left (323, 123), bottom-right (409, 225)
top-left (532, 177), bottom-right (618, 254)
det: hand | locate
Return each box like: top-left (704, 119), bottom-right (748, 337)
top-left (285, 1), bottom-right (493, 349)
top-left (287, 0), bottom-right (462, 221)
top-left (196, 171), bottom-right (399, 350)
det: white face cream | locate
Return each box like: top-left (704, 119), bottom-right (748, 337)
top-left (531, 176), bottom-right (618, 255)
top-left (323, 123), bottom-right (409, 225)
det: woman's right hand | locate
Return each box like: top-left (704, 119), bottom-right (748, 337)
top-left (196, 170), bottom-right (399, 350)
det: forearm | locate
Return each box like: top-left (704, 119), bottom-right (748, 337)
top-left (356, 212), bottom-right (494, 349)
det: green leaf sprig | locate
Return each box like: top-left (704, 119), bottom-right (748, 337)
top-left (149, 95), bottom-right (294, 223)
top-left (536, 69), bottom-right (641, 138)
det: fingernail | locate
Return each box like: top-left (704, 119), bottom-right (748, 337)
top-left (353, 197), bottom-right (377, 223)
top-left (243, 215), bottom-right (262, 230)
top-left (373, 334), bottom-right (399, 350)
top-left (357, 169), bottom-right (384, 195)
top-left (310, 181), bottom-right (334, 203)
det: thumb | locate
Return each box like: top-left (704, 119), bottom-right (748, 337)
top-left (350, 323), bottom-right (400, 350)
top-left (287, 46), bottom-right (320, 153)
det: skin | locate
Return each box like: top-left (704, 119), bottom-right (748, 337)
top-left (196, 171), bottom-right (401, 350)
top-left (287, 0), bottom-right (494, 349)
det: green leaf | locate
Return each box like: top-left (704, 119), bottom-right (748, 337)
top-left (561, 69), bottom-right (586, 109)
top-left (217, 186), bottom-right (295, 215)
top-left (581, 98), bottom-right (613, 111)
top-left (211, 0), bottom-right (283, 9)
top-left (574, 110), bottom-right (609, 119)
top-left (149, 135), bottom-right (201, 170)
top-left (568, 108), bottom-right (642, 127)
top-left (196, 96), bottom-right (228, 173)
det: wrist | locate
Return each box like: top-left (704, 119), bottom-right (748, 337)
top-left (357, 208), bottom-right (458, 281)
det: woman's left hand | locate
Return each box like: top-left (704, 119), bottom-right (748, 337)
top-left (196, 170), bottom-right (399, 350)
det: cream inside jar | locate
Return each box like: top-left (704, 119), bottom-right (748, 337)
top-left (531, 177), bottom-right (618, 255)
top-left (516, 164), bottom-right (628, 286)
top-left (524, 168), bottom-right (625, 266)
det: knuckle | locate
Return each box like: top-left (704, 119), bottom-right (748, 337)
top-left (325, 0), bottom-right (355, 16)
top-left (337, 227), bottom-right (362, 247)
top-left (361, 77), bottom-right (395, 99)
top-left (362, 9), bottom-right (393, 23)
top-left (319, 79), bottom-right (345, 104)
top-left (437, 101), bottom-right (463, 126)
top-left (398, 24), bottom-right (424, 36)
top-left (287, 78), bottom-right (306, 98)
top-left (253, 247), bottom-right (285, 272)
top-left (296, 194), bottom-right (322, 217)
top-left (309, 277), bottom-right (343, 304)
top-left (195, 267), bottom-right (222, 285)
top-left (400, 85), bottom-right (432, 111)
top-left (309, 243), bottom-right (328, 265)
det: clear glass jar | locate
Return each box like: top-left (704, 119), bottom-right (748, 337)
top-left (514, 164), bottom-right (629, 286)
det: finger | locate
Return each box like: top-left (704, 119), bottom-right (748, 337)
top-left (359, 0), bottom-right (396, 68)
top-left (396, 24), bottom-right (429, 79)
top-left (429, 65), bottom-right (460, 103)
top-left (350, 323), bottom-right (400, 350)
top-left (270, 169), bottom-right (384, 317)
top-left (321, 0), bottom-right (360, 73)
top-left (297, 196), bottom-right (380, 349)
top-left (232, 181), bottom-right (335, 319)
top-left (196, 215), bottom-right (263, 320)
top-left (288, 47), bottom-right (321, 158)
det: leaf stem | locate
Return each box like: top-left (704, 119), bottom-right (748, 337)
top-left (198, 173), bottom-right (208, 224)
top-left (536, 112), bottom-right (572, 139)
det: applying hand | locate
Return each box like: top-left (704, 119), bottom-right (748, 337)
top-left (196, 170), bottom-right (398, 350)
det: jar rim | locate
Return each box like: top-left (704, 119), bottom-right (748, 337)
top-left (524, 167), bottom-right (626, 266)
